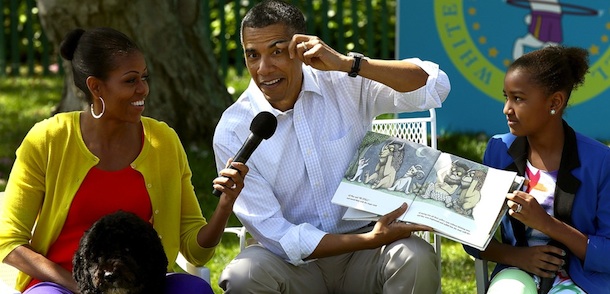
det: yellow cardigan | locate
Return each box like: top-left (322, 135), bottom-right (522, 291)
top-left (0, 112), bottom-right (214, 291)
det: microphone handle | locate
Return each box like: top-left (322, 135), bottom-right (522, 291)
top-left (212, 134), bottom-right (262, 196)
top-left (232, 134), bottom-right (260, 163)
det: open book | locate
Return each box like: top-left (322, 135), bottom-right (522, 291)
top-left (331, 131), bottom-right (524, 250)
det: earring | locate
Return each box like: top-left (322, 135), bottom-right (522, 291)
top-left (91, 96), bottom-right (106, 119)
top-left (550, 109), bottom-right (556, 115)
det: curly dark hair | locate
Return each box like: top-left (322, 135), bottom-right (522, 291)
top-left (73, 210), bottom-right (168, 294)
top-left (508, 46), bottom-right (589, 103)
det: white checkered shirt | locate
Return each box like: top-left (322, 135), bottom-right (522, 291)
top-left (213, 58), bottom-right (450, 265)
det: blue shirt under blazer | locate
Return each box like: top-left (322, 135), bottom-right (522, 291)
top-left (464, 121), bottom-right (610, 293)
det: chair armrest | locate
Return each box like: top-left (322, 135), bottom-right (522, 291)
top-left (223, 226), bottom-right (247, 251)
top-left (173, 226), bottom-right (247, 285)
top-left (175, 253), bottom-right (211, 284)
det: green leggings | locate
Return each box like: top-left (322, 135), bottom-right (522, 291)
top-left (487, 268), bottom-right (585, 294)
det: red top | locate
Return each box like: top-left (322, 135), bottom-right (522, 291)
top-left (27, 166), bottom-right (151, 289)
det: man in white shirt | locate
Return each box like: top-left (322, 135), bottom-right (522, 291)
top-left (213, 0), bottom-right (451, 292)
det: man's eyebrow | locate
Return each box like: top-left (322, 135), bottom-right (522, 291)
top-left (271, 40), bottom-right (289, 48)
top-left (244, 40), bottom-right (289, 54)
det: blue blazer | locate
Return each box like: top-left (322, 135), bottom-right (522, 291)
top-left (464, 122), bottom-right (610, 293)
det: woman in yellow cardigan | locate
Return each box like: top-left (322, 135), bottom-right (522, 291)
top-left (0, 27), bottom-right (247, 293)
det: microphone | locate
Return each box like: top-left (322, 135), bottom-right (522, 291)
top-left (213, 111), bottom-right (277, 196)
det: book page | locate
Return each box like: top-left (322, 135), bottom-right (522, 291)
top-left (399, 153), bottom-right (519, 249)
top-left (342, 208), bottom-right (381, 221)
top-left (343, 175), bottom-right (524, 250)
top-left (331, 131), bottom-right (441, 216)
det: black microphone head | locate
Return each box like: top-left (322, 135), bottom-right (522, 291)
top-left (250, 111), bottom-right (277, 139)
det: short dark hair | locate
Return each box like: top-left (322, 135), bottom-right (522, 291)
top-left (60, 27), bottom-right (141, 103)
top-left (240, 0), bottom-right (306, 42)
top-left (509, 46), bottom-right (589, 101)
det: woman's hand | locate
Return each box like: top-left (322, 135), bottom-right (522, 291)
top-left (4, 245), bottom-right (79, 293)
top-left (213, 160), bottom-right (249, 208)
top-left (198, 160), bottom-right (249, 248)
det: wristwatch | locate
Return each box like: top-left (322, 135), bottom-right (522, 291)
top-left (347, 52), bottom-right (364, 77)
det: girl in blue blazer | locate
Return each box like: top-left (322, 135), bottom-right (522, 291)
top-left (464, 46), bottom-right (610, 293)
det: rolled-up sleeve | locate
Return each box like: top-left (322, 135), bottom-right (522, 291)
top-left (280, 223), bottom-right (327, 265)
top-left (397, 57), bottom-right (451, 110)
top-left (366, 58), bottom-right (450, 114)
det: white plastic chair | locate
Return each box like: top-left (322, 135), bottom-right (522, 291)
top-left (223, 226), bottom-right (248, 251)
top-left (371, 108), bottom-right (437, 150)
top-left (0, 191), bottom-right (211, 293)
top-left (371, 108), bottom-right (442, 292)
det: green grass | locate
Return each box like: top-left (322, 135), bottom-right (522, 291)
top-left (0, 75), bottom-right (487, 293)
top-left (0, 76), bottom-right (64, 189)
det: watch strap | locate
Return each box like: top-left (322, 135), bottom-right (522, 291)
top-left (348, 52), bottom-right (364, 77)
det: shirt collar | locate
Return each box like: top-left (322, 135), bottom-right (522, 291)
top-left (301, 64), bottom-right (322, 97)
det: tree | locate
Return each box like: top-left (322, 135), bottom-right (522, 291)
top-left (36, 0), bottom-right (232, 146)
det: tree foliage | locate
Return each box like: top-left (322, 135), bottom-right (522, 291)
top-left (4, 0), bottom-right (398, 146)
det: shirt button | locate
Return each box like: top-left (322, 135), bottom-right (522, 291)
top-left (147, 183), bottom-right (152, 188)
top-left (155, 210), bottom-right (159, 214)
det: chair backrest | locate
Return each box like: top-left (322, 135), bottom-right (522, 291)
top-left (370, 108), bottom-right (442, 291)
top-left (371, 108), bottom-right (437, 149)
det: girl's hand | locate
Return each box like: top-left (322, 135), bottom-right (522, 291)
top-left (512, 245), bottom-right (566, 278)
top-left (506, 191), bottom-right (554, 232)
